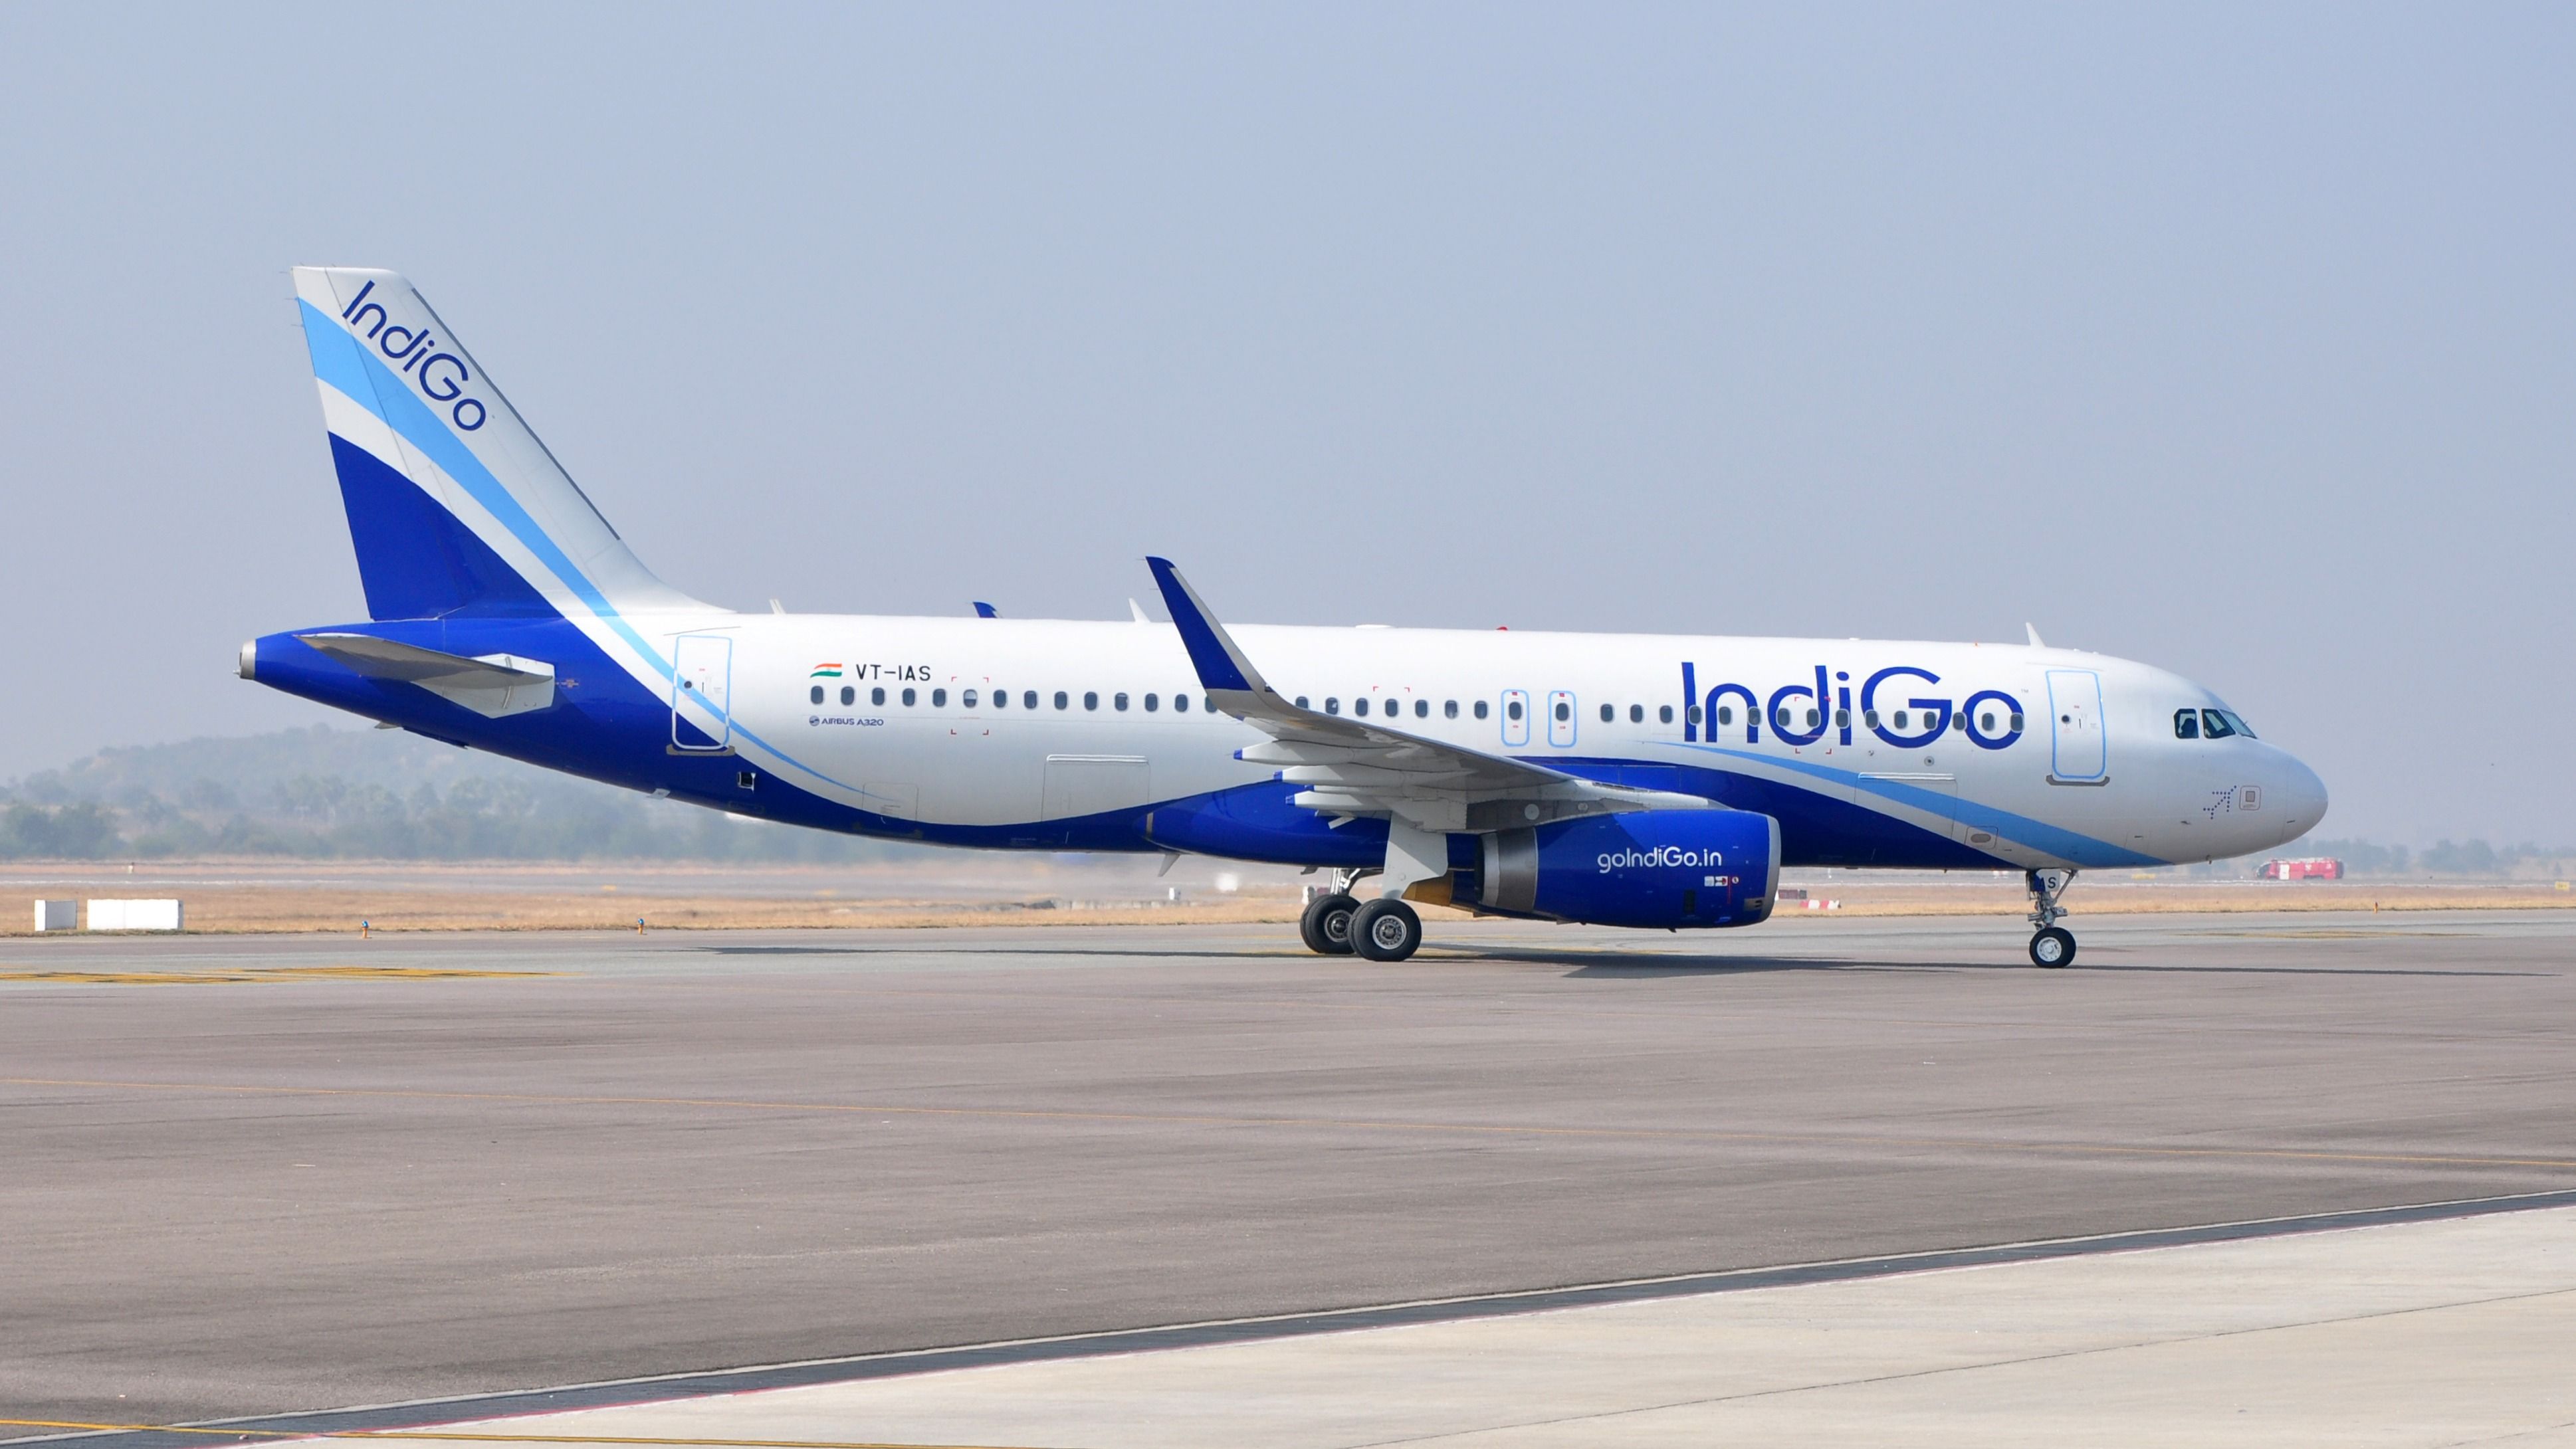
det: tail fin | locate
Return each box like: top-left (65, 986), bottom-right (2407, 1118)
top-left (291, 268), bottom-right (697, 621)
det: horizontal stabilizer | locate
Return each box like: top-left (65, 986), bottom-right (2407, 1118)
top-left (297, 632), bottom-right (556, 719)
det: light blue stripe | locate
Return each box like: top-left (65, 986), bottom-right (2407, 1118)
top-left (304, 301), bottom-right (865, 797)
top-left (1677, 743), bottom-right (2167, 868)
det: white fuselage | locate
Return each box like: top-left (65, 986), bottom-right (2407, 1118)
top-left (659, 613), bottom-right (2325, 870)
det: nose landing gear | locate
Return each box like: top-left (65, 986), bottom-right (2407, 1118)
top-left (2026, 868), bottom-right (2078, 968)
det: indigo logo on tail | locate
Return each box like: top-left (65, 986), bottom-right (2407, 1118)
top-left (338, 280), bottom-right (488, 432)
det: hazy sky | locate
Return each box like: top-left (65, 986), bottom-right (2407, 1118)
top-left (1, 5), bottom-right (2567, 845)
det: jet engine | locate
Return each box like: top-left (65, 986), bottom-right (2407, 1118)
top-left (1466, 810), bottom-right (1779, 929)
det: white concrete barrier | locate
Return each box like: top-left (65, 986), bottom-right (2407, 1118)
top-left (85, 898), bottom-right (183, 931)
top-left (33, 900), bottom-right (76, 931)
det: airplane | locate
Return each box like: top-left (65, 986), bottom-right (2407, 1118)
top-left (241, 268), bottom-right (2329, 969)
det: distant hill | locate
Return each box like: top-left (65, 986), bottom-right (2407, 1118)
top-left (1, 725), bottom-right (918, 862)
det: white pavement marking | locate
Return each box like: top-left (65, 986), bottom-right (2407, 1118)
top-left (307, 1206), bottom-right (2576, 1449)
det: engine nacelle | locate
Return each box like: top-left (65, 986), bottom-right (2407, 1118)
top-left (1471, 810), bottom-right (1780, 929)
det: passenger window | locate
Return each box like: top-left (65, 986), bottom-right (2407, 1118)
top-left (1325, 698), bottom-right (1341, 716)
top-left (1174, 694), bottom-right (1188, 712)
top-left (872, 686), bottom-right (887, 706)
top-left (1505, 700), bottom-right (1522, 722)
top-left (1084, 691), bottom-right (1099, 711)
top-left (1951, 714), bottom-right (1965, 732)
top-left (2201, 708), bottom-right (2236, 739)
top-left (932, 688), bottom-right (948, 708)
top-left (1554, 701), bottom-right (1570, 722)
top-left (1630, 704), bottom-right (1644, 723)
top-left (1353, 698), bottom-right (1368, 717)
top-left (1475, 700), bottom-right (1490, 720)
top-left (1807, 708), bottom-right (1820, 727)
top-left (1204, 696), bottom-right (1215, 714)
top-left (993, 689), bottom-right (1008, 709)
top-left (1416, 700), bottom-right (1430, 718)
top-left (1113, 692), bottom-right (1128, 711)
top-left (1144, 692), bottom-right (1158, 712)
top-left (809, 685), bottom-right (823, 705)
top-left (1599, 704), bottom-right (1614, 723)
top-left (1834, 708), bottom-right (1849, 728)
top-left (1658, 705), bottom-right (1672, 724)
top-left (2008, 712), bottom-right (2024, 731)
top-left (1688, 705), bottom-right (1703, 724)
top-left (1023, 690), bottom-right (1038, 709)
top-left (1445, 700), bottom-right (1459, 719)
top-left (840, 686), bottom-right (855, 706)
top-left (1893, 710), bottom-right (1909, 730)
top-left (2175, 709), bottom-right (2200, 739)
top-left (1981, 712), bottom-right (1995, 731)
top-left (1053, 690), bottom-right (1069, 710)
top-left (962, 689), bottom-right (978, 708)
top-left (1716, 706), bottom-right (1731, 726)
top-left (902, 688), bottom-right (916, 706)
top-left (1295, 696), bottom-right (1309, 709)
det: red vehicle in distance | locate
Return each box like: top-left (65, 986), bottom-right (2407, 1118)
top-left (2258, 857), bottom-right (2344, 881)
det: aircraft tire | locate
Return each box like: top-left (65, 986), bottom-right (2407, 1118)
top-left (1352, 898), bottom-right (1423, 963)
top-left (2029, 927), bottom-right (2076, 969)
top-left (1299, 893), bottom-right (1360, 955)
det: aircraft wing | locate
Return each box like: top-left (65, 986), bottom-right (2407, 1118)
top-left (296, 632), bottom-right (557, 719)
top-left (1146, 558), bottom-right (1713, 834)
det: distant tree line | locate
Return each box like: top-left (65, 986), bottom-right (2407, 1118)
top-left (2, 727), bottom-right (2568, 870)
top-left (1, 727), bottom-right (910, 862)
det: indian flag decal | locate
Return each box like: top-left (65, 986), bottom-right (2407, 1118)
top-left (811, 663), bottom-right (844, 678)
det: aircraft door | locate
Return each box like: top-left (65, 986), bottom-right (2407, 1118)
top-left (671, 634), bottom-right (734, 753)
top-left (1547, 690), bottom-right (1578, 747)
top-left (2044, 668), bottom-right (2106, 782)
top-left (1500, 690), bottom-right (1531, 747)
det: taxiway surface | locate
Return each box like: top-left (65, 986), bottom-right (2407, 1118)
top-left (5, 911), bottom-right (2573, 1430)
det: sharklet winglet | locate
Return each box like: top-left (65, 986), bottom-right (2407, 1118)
top-left (1145, 557), bottom-right (1262, 696)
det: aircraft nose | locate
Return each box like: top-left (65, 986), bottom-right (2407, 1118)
top-left (2273, 753), bottom-right (2329, 834)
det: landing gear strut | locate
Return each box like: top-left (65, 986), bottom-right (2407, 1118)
top-left (2026, 868), bottom-right (2078, 968)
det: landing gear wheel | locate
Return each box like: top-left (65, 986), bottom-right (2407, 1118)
top-left (1299, 893), bottom-right (1359, 955)
top-left (2029, 927), bottom-right (2076, 969)
top-left (1350, 898), bottom-right (1423, 963)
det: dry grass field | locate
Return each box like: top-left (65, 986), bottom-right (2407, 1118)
top-left (2, 857), bottom-right (2569, 935)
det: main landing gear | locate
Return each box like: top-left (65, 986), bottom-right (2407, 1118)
top-left (1299, 890), bottom-right (1358, 955)
top-left (2026, 868), bottom-right (2078, 968)
top-left (1299, 866), bottom-right (1424, 962)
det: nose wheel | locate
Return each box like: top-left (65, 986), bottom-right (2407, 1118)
top-left (2025, 868), bottom-right (2078, 969)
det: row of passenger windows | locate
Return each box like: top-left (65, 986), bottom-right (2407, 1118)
top-left (2175, 708), bottom-right (2257, 740)
top-left (811, 684), bottom-right (1216, 713)
top-left (805, 682), bottom-right (2028, 737)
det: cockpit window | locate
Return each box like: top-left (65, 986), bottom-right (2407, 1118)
top-left (2220, 710), bottom-right (2255, 738)
top-left (2200, 708), bottom-right (2254, 740)
top-left (2174, 709), bottom-right (2200, 740)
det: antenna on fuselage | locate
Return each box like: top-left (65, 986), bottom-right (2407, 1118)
top-left (2025, 623), bottom-right (2046, 648)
